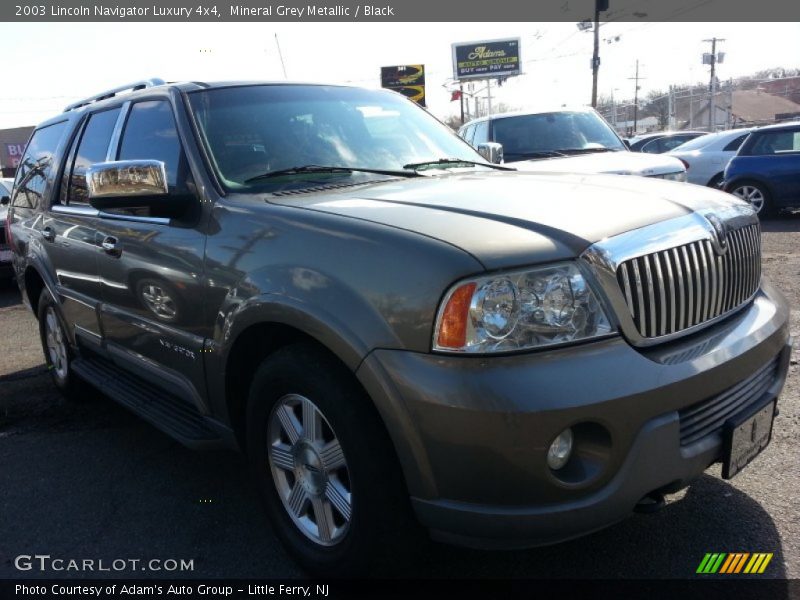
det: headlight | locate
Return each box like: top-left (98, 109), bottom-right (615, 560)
top-left (655, 171), bottom-right (687, 182)
top-left (433, 262), bottom-right (614, 353)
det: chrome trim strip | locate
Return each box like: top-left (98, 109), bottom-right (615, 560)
top-left (98, 212), bottom-right (171, 225)
top-left (106, 101), bottom-right (131, 161)
top-left (51, 203), bottom-right (171, 226)
top-left (51, 205), bottom-right (99, 217)
top-left (682, 246), bottom-right (694, 328)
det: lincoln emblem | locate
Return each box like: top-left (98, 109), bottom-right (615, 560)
top-left (707, 214), bottom-right (729, 255)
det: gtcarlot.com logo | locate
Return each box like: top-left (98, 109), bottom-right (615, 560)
top-left (14, 555), bottom-right (194, 573)
top-left (696, 552), bottom-right (773, 574)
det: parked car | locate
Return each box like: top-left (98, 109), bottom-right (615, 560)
top-left (723, 121), bottom-right (800, 217)
top-left (0, 177), bottom-right (15, 278)
top-left (8, 80), bottom-right (790, 575)
top-left (668, 128), bottom-right (755, 187)
top-left (459, 108), bottom-right (687, 180)
top-left (628, 131), bottom-right (708, 154)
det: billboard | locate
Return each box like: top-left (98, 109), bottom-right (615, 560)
top-left (380, 64), bottom-right (426, 106)
top-left (452, 38), bottom-right (521, 81)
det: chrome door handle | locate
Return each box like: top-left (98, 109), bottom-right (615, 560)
top-left (42, 226), bottom-right (55, 242)
top-left (101, 236), bottom-right (121, 256)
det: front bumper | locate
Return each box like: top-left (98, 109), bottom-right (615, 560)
top-left (356, 279), bottom-right (791, 549)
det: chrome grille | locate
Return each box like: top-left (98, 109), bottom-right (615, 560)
top-left (616, 223), bottom-right (761, 339)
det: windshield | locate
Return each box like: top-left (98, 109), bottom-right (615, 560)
top-left (492, 111), bottom-right (626, 161)
top-left (188, 85), bottom-right (485, 191)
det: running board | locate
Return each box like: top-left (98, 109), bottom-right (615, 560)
top-left (72, 355), bottom-right (222, 448)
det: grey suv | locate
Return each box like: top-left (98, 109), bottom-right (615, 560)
top-left (7, 79), bottom-right (791, 574)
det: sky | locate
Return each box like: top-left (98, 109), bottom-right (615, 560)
top-left (0, 21), bottom-right (798, 129)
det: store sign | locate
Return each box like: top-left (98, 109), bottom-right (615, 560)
top-left (452, 38), bottom-right (521, 81)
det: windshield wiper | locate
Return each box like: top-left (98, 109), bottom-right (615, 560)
top-left (245, 164), bottom-right (421, 183)
top-left (402, 158), bottom-right (514, 171)
top-left (556, 147), bottom-right (620, 155)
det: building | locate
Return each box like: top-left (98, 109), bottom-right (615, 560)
top-left (678, 89), bottom-right (800, 131)
top-left (0, 126), bottom-right (34, 177)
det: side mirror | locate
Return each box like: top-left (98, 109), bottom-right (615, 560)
top-left (622, 139), bottom-right (631, 150)
top-left (0, 195), bottom-right (9, 206)
top-left (87, 160), bottom-right (169, 211)
top-left (477, 142), bottom-right (504, 164)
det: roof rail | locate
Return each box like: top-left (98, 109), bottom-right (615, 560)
top-left (63, 78), bottom-right (167, 112)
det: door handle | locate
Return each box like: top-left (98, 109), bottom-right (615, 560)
top-left (101, 236), bottom-right (121, 256)
top-left (42, 226), bottom-right (55, 242)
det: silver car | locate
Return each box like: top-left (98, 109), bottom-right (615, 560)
top-left (668, 128), bottom-right (755, 187)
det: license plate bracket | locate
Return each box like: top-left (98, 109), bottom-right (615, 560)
top-left (722, 399), bottom-right (775, 479)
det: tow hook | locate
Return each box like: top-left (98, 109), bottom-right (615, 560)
top-left (634, 492), bottom-right (666, 514)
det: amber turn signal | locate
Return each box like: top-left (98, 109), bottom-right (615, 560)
top-left (436, 283), bottom-right (476, 349)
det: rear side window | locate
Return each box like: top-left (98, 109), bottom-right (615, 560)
top-left (12, 121), bottom-right (68, 210)
top-left (461, 124), bottom-right (475, 145)
top-left (67, 108), bottom-right (121, 205)
top-left (723, 134), bottom-right (748, 153)
top-left (117, 100), bottom-right (189, 192)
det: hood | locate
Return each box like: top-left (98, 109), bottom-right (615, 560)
top-left (266, 170), bottom-right (743, 270)
top-left (509, 150), bottom-right (685, 177)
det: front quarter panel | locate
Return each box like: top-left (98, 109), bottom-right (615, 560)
top-left (202, 197), bottom-right (484, 418)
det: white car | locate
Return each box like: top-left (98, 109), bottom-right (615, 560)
top-left (667, 128), bottom-right (755, 187)
top-left (458, 107), bottom-right (687, 181)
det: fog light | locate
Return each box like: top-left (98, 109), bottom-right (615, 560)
top-left (547, 428), bottom-right (574, 470)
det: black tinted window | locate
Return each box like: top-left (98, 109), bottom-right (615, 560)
top-left (118, 101), bottom-right (187, 191)
top-left (12, 121), bottom-right (67, 210)
top-left (68, 108), bottom-right (120, 205)
top-left (723, 134), bottom-right (748, 153)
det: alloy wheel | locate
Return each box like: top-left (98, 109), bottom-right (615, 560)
top-left (267, 393), bottom-right (352, 546)
top-left (44, 306), bottom-right (69, 381)
top-left (732, 185), bottom-right (766, 214)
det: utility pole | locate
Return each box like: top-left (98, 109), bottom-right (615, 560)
top-left (703, 38), bottom-right (725, 132)
top-left (459, 83), bottom-right (464, 124)
top-left (275, 34), bottom-right (288, 79)
top-left (590, 0), bottom-right (608, 107)
top-left (628, 60), bottom-right (644, 134)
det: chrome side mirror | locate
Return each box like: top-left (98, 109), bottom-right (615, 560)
top-left (87, 160), bottom-right (168, 201)
top-left (477, 142), bottom-right (504, 164)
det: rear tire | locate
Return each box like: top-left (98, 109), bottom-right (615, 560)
top-left (37, 288), bottom-right (89, 401)
top-left (246, 342), bottom-right (419, 576)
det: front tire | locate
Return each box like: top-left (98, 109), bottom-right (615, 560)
top-left (246, 343), bottom-right (417, 575)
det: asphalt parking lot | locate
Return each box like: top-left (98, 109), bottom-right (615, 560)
top-left (1, 216), bottom-right (798, 580)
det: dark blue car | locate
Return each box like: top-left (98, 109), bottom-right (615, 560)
top-left (724, 121), bottom-right (800, 217)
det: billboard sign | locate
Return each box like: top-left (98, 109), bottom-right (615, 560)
top-left (381, 65), bottom-right (426, 106)
top-left (452, 38), bottom-right (521, 81)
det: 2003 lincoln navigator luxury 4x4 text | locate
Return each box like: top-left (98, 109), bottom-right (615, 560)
top-left (6, 79), bottom-right (791, 574)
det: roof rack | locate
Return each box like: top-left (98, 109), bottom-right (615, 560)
top-left (63, 78), bottom-right (166, 112)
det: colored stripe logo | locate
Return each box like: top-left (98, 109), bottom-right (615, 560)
top-left (697, 553), bottom-right (773, 574)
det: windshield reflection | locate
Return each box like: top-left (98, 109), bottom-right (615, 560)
top-left (188, 85), bottom-right (485, 191)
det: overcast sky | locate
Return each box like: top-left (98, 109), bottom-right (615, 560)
top-left (0, 21), bottom-right (797, 129)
